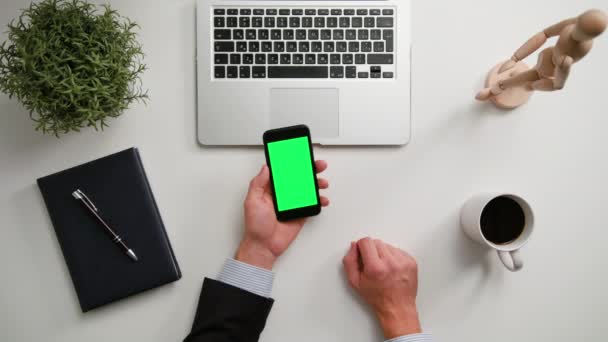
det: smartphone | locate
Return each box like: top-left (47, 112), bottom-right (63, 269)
top-left (263, 125), bottom-right (321, 221)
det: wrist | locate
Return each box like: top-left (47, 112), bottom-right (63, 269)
top-left (235, 238), bottom-right (276, 270)
top-left (376, 305), bottom-right (422, 339)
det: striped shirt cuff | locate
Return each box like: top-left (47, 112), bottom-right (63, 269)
top-left (217, 258), bottom-right (275, 298)
top-left (386, 333), bottom-right (433, 342)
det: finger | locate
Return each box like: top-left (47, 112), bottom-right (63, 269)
top-left (342, 242), bottom-right (361, 288)
top-left (314, 160), bottom-right (328, 174)
top-left (320, 196), bottom-right (330, 207)
top-left (317, 177), bottom-right (329, 189)
top-left (357, 237), bottom-right (380, 266)
top-left (374, 239), bottom-right (390, 259)
top-left (247, 165), bottom-right (270, 199)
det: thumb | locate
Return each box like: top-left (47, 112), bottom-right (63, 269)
top-left (247, 165), bottom-right (270, 199)
top-left (343, 242), bottom-right (361, 289)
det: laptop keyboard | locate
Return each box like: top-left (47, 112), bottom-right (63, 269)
top-left (212, 7), bottom-right (396, 79)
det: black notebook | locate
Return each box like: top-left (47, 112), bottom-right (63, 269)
top-left (37, 148), bottom-right (181, 312)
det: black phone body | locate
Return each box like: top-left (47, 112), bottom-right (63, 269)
top-left (263, 125), bottom-right (321, 221)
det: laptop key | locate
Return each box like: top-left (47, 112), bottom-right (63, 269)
top-left (266, 9), bottom-right (277, 15)
top-left (383, 72), bottom-right (394, 78)
top-left (236, 41), bottom-right (247, 52)
top-left (371, 72), bottom-right (381, 79)
top-left (355, 54), bottom-right (366, 64)
top-left (215, 42), bottom-right (234, 52)
top-left (240, 9), bottom-right (251, 15)
top-left (324, 41), bottom-right (335, 52)
top-left (339, 17), bottom-right (350, 28)
top-left (296, 29), bottom-right (307, 40)
top-left (318, 9), bottom-right (329, 16)
top-left (333, 29), bottom-right (344, 40)
top-left (246, 30), bottom-right (256, 40)
top-left (215, 54), bottom-right (228, 64)
top-left (336, 42), bottom-right (346, 52)
top-left (358, 29), bottom-right (369, 40)
top-left (227, 65), bottom-right (238, 78)
top-left (383, 29), bottom-right (394, 52)
top-left (268, 66), bottom-right (328, 78)
top-left (330, 54), bottom-right (341, 64)
top-left (274, 41), bottom-right (285, 52)
top-left (243, 54), bottom-right (254, 64)
top-left (214, 17), bottom-right (225, 28)
top-left (382, 9), bottom-right (394, 15)
top-left (364, 17), bottom-right (375, 27)
top-left (252, 66), bottom-right (266, 78)
top-left (209, 64), bottom-right (227, 80)
top-left (343, 54), bottom-right (353, 64)
top-left (330, 66), bottom-right (344, 78)
top-left (306, 54), bottom-right (316, 64)
top-left (230, 54), bottom-right (241, 64)
top-left (280, 54), bottom-right (291, 64)
top-left (299, 42), bottom-right (310, 52)
top-left (264, 17), bottom-right (275, 27)
top-left (248, 41), bottom-right (259, 52)
top-left (253, 9), bottom-right (264, 15)
top-left (290, 17), bottom-right (300, 28)
top-left (214, 9), bottom-right (225, 15)
top-left (371, 29), bottom-right (381, 40)
top-left (287, 41), bottom-right (297, 52)
top-left (239, 17), bottom-right (250, 28)
top-left (357, 9), bottom-right (367, 16)
top-left (352, 17), bottom-right (363, 28)
top-left (321, 29), bottom-right (332, 40)
top-left (368, 54), bottom-right (394, 64)
top-left (361, 42), bottom-right (372, 52)
top-left (346, 66), bottom-right (357, 78)
top-left (227, 9), bottom-right (238, 15)
top-left (283, 29), bottom-right (294, 40)
top-left (373, 41), bottom-right (384, 52)
top-left (234, 29), bottom-right (244, 40)
top-left (262, 41), bottom-right (272, 52)
top-left (315, 17), bottom-right (325, 27)
top-left (293, 54), bottom-right (304, 64)
top-left (258, 29), bottom-right (269, 39)
top-left (292, 9), bottom-right (303, 15)
top-left (252, 17), bottom-right (263, 27)
top-left (308, 29), bottom-right (319, 40)
top-left (214, 29), bottom-right (231, 40)
top-left (268, 54), bottom-right (279, 64)
top-left (358, 72), bottom-right (369, 78)
top-left (271, 29), bottom-right (281, 40)
top-left (370, 9), bottom-right (381, 15)
top-left (302, 17), bottom-right (313, 28)
top-left (344, 9), bottom-right (355, 15)
top-left (331, 9), bottom-right (342, 15)
top-left (312, 41), bottom-right (322, 52)
top-left (227, 17), bottom-right (237, 27)
top-left (346, 30), bottom-right (356, 40)
top-left (305, 9), bottom-right (316, 15)
top-left (370, 66), bottom-right (381, 73)
top-left (349, 42), bottom-right (360, 52)
top-left (318, 54), bottom-right (328, 64)
top-left (277, 17), bottom-right (288, 27)
top-left (327, 17), bottom-right (338, 28)
top-left (240, 66), bottom-right (250, 78)
top-left (377, 17), bottom-right (394, 28)
top-left (279, 9), bottom-right (290, 15)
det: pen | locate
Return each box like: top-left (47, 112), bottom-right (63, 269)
top-left (72, 189), bottom-right (139, 262)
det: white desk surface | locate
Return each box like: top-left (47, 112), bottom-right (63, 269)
top-left (2, 0), bottom-right (608, 341)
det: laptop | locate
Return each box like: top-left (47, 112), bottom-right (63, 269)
top-left (196, 1), bottom-right (411, 145)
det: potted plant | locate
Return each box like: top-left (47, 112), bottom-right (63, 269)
top-left (0, 0), bottom-right (148, 136)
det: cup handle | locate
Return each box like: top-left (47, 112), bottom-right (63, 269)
top-left (497, 249), bottom-right (523, 272)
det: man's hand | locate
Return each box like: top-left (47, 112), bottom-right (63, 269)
top-left (343, 238), bottom-right (422, 339)
top-left (236, 161), bottom-right (330, 270)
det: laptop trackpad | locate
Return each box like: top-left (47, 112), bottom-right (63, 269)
top-left (270, 88), bottom-right (339, 138)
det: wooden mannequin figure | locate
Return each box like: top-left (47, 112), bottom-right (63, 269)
top-left (476, 9), bottom-right (607, 109)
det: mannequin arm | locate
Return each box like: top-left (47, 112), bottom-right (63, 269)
top-left (530, 56), bottom-right (573, 91)
top-left (499, 18), bottom-right (577, 73)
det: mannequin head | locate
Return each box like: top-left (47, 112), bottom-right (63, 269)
top-left (573, 9), bottom-right (607, 42)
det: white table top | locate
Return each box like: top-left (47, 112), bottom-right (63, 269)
top-left (2, 0), bottom-right (608, 341)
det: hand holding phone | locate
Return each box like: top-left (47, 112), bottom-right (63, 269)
top-left (263, 125), bottom-right (323, 221)
top-left (236, 157), bottom-right (329, 270)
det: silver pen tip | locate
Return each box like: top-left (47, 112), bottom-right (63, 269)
top-left (127, 249), bottom-right (138, 262)
top-left (72, 190), bottom-right (82, 199)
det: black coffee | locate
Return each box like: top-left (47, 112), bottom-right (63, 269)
top-left (480, 196), bottom-right (525, 245)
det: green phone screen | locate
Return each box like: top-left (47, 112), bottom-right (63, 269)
top-left (267, 136), bottom-right (318, 212)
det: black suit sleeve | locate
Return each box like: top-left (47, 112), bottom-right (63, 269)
top-left (184, 278), bottom-right (274, 342)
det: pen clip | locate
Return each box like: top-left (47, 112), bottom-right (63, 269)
top-left (72, 189), bottom-right (98, 212)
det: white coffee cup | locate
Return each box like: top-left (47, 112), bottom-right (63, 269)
top-left (460, 193), bottom-right (534, 272)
